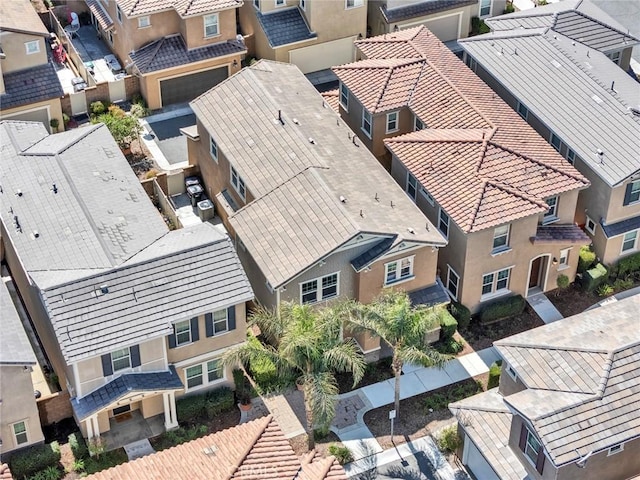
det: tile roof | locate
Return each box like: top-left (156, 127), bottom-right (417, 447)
top-left (530, 224), bottom-right (591, 244)
top-left (191, 60), bottom-right (445, 288)
top-left (38, 223), bottom-right (254, 363)
top-left (493, 295), bottom-right (640, 467)
top-left (0, 62), bottom-right (64, 110)
top-left (0, 279), bottom-right (36, 365)
top-left (321, 89), bottom-right (340, 113)
top-left (408, 280), bottom-right (450, 307)
top-left (380, 0), bottom-right (477, 23)
top-left (72, 366), bottom-right (184, 420)
top-left (116, 0), bottom-right (243, 18)
top-left (460, 29), bottom-right (640, 187)
top-left (85, 415), bottom-right (347, 480)
top-left (450, 389), bottom-right (529, 480)
top-left (601, 214), bottom-right (640, 238)
top-left (256, 7), bottom-right (316, 48)
top-left (0, 0), bottom-right (48, 35)
top-left (351, 237), bottom-right (395, 271)
top-left (85, 0), bottom-right (114, 32)
top-left (130, 35), bottom-right (246, 74)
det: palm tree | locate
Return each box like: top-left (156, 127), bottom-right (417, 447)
top-left (223, 302), bottom-right (365, 449)
top-left (344, 290), bottom-right (450, 420)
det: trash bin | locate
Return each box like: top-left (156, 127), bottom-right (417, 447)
top-left (187, 184), bottom-right (203, 207)
top-left (197, 199), bottom-right (215, 221)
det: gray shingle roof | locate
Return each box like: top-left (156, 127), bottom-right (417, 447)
top-left (130, 35), bottom-right (246, 74)
top-left (0, 280), bottom-right (36, 365)
top-left (0, 121), bottom-right (168, 273)
top-left (408, 280), bottom-right (450, 307)
top-left (72, 366), bottom-right (183, 420)
top-left (493, 295), bottom-right (640, 467)
top-left (601, 214), bottom-right (640, 238)
top-left (0, 62), bottom-right (64, 110)
top-left (530, 224), bottom-right (591, 244)
top-left (381, 0), bottom-right (477, 23)
top-left (191, 61), bottom-right (446, 288)
top-left (256, 8), bottom-right (316, 48)
top-left (460, 30), bottom-right (640, 186)
top-left (351, 237), bottom-right (395, 271)
top-left (39, 223), bottom-right (254, 363)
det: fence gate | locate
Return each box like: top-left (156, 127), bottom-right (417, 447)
top-left (69, 90), bottom-right (87, 115)
top-left (109, 78), bottom-right (126, 103)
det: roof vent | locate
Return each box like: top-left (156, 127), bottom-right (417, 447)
top-left (611, 81), bottom-right (616, 93)
top-left (202, 444), bottom-right (218, 456)
top-left (374, 193), bottom-right (379, 201)
top-left (308, 137), bottom-right (316, 144)
top-left (293, 118), bottom-right (300, 125)
top-left (95, 285), bottom-right (109, 297)
top-left (352, 135), bottom-right (358, 147)
top-left (407, 227), bottom-right (415, 234)
top-left (32, 231), bottom-right (40, 239)
top-left (13, 215), bottom-right (21, 232)
top-left (52, 183), bottom-right (58, 194)
top-left (16, 189), bottom-right (23, 197)
top-left (277, 110), bottom-right (284, 125)
top-left (629, 106), bottom-right (640, 117)
top-left (597, 149), bottom-right (604, 164)
top-left (339, 195), bottom-right (347, 203)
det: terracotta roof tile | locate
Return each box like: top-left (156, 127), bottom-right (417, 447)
top-left (321, 89), bottom-right (340, 113)
top-left (117, 0), bottom-right (242, 17)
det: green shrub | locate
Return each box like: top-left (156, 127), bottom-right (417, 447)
top-left (448, 301), bottom-right (471, 330)
top-left (205, 387), bottom-right (234, 419)
top-left (314, 428), bottom-right (330, 440)
top-left (615, 252), bottom-right (640, 279)
top-left (62, 113), bottom-right (70, 126)
top-left (90, 101), bottom-right (108, 115)
top-left (424, 379), bottom-right (483, 412)
top-left (328, 444), bottom-right (353, 465)
top-left (176, 393), bottom-right (207, 422)
top-left (68, 432), bottom-right (89, 460)
top-left (612, 278), bottom-right (634, 292)
top-left (83, 448), bottom-right (128, 475)
top-left (583, 263), bottom-right (608, 292)
top-left (439, 311), bottom-right (458, 340)
top-left (437, 425), bottom-right (462, 454)
top-left (556, 274), bottom-right (569, 290)
top-left (71, 459), bottom-right (85, 473)
top-left (480, 295), bottom-right (525, 324)
top-left (597, 283), bottom-right (614, 297)
top-left (578, 245), bottom-right (596, 273)
top-left (9, 442), bottom-right (61, 479)
top-left (131, 93), bottom-right (146, 107)
top-left (436, 337), bottom-right (464, 354)
top-left (487, 361), bottom-right (501, 389)
top-left (504, 2), bottom-right (515, 13)
top-left (153, 425), bottom-right (208, 451)
top-left (129, 103), bottom-right (147, 118)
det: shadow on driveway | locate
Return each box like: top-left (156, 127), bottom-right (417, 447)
top-left (146, 113), bottom-right (196, 165)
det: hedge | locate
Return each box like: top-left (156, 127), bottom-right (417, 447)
top-left (68, 432), bottom-right (89, 460)
top-left (176, 393), bottom-right (206, 422)
top-left (487, 361), bottom-right (502, 389)
top-left (9, 442), bottom-right (60, 480)
top-left (480, 295), bottom-right (525, 324)
top-left (205, 387), bottom-right (234, 419)
top-left (177, 387), bottom-right (235, 423)
top-left (578, 245), bottom-right (596, 273)
top-left (583, 263), bottom-right (608, 292)
top-left (448, 301), bottom-right (471, 330)
top-left (439, 311), bottom-right (458, 340)
top-left (615, 251), bottom-right (640, 279)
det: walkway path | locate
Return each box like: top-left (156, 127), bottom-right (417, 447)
top-left (526, 292), bottom-right (564, 323)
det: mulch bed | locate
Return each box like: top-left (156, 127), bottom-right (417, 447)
top-left (336, 357), bottom-right (395, 394)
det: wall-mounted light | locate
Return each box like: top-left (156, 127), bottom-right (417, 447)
top-left (552, 257), bottom-right (558, 265)
top-left (394, 25), bottom-right (399, 32)
top-left (233, 59), bottom-right (238, 67)
top-left (358, 33), bottom-right (363, 40)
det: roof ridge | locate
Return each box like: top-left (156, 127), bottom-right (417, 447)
top-left (562, 8), bottom-right (640, 43)
top-left (373, 67), bottom-right (396, 113)
top-left (595, 351), bottom-right (615, 397)
top-left (485, 178), bottom-right (548, 210)
top-left (228, 415), bottom-right (275, 479)
top-left (496, 343), bottom-right (609, 354)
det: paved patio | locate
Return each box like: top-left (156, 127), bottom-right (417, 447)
top-left (102, 411), bottom-right (164, 451)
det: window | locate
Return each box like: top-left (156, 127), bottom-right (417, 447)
top-left (204, 14), bottom-right (219, 37)
top-left (385, 257), bottom-right (414, 285)
top-left (212, 309), bottom-right (228, 334)
top-left (517, 102), bottom-right (528, 120)
top-left (108, 30), bottom-right (114, 44)
top-left (481, 268), bottom-right (511, 297)
top-left (116, 4), bottom-right (123, 23)
top-left (186, 365), bottom-right (203, 389)
top-left (231, 166), bottom-right (246, 199)
top-left (276, 0), bottom-right (285, 6)
top-left (300, 0), bottom-right (306, 9)
top-left (362, 109), bottom-right (372, 137)
top-left (585, 216), bottom-right (596, 235)
top-left (300, 273), bottom-right (339, 304)
top-left (13, 421), bottom-right (28, 445)
top-left (608, 443), bottom-right (624, 456)
top-left (25, 40), bottom-right (40, 55)
top-left (550, 133), bottom-right (561, 152)
top-left (524, 429), bottom-right (542, 465)
top-left (492, 224), bottom-right (510, 252)
top-left (559, 248), bottom-right (570, 268)
top-left (544, 196), bottom-right (558, 223)
top-left (174, 320), bottom-right (192, 346)
top-left (111, 348), bottom-right (131, 372)
top-left (138, 15), bottom-right (150, 28)
top-left (607, 50), bottom-right (621, 65)
top-left (480, 0), bottom-right (491, 17)
top-left (414, 116), bottom-right (424, 131)
top-left (622, 230), bottom-right (638, 253)
top-left (185, 358), bottom-right (225, 391)
top-left (505, 364), bottom-right (517, 380)
top-left (346, 0), bottom-right (363, 8)
top-left (420, 187), bottom-right (435, 206)
top-left (447, 266), bottom-right (460, 300)
top-left (624, 180), bottom-right (640, 206)
top-left (439, 209), bottom-right (449, 238)
top-left (339, 83), bottom-right (349, 110)
top-left (207, 359), bottom-right (223, 382)
top-left (566, 148), bottom-right (575, 164)
top-left (406, 173), bottom-right (417, 200)
top-left (254, 0), bottom-right (259, 7)
top-left (210, 137), bottom-right (218, 161)
top-left (386, 111), bottom-right (399, 133)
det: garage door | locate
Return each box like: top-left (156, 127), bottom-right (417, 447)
top-left (159, 66), bottom-right (228, 106)
top-left (2, 108), bottom-right (50, 130)
top-left (423, 14), bottom-right (460, 42)
top-left (464, 435), bottom-right (500, 480)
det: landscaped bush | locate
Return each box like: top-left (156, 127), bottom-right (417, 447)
top-left (578, 245), bottom-right (596, 273)
top-left (439, 311), bottom-right (458, 340)
top-left (152, 425), bottom-right (208, 451)
top-left (9, 442), bottom-right (61, 480)
top-left (471, 17), bottom-right (491, 35)
top-left (205, 387), bottom-right (234, 419)
top-left (487, 361), bottom-right (502, 389)
top-left (424, 380), bottom-right (483, 412)
top-left (328, 444), bottom-right (353, 465)
top-left (83, 448), bottom-right (128, 475)
top-left (504, 2), bottom-right (515, 13)
top-left (597, 283), bottom-right (614, 297)
top-left (583, 263), bottom-right (608, 292)
top-left (479, 295), bottom-right (525, 324)
top-left (90, 100), bottom-right (108, 115)
top-left (436, 425), bottom-right (462, 454)
top-left (436, 337), bottom-right (464, 354)
top-left (176, 393), bottom-right (207, 422)
top-left (614, 252), bottom-right (640, 279)
top-left (448, 301), bottom-right (471, 330)
top-left (613, 278), bottom-right (634, 292)
top-left (68, 432), bottom-right (89, 460)
top-left (245, 336), bottom-right (294, 394)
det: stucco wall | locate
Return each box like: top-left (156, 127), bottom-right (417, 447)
top-left (0, 98), bottom-right (64, 134)
top-left (0, 31), bottom-right (47, 73)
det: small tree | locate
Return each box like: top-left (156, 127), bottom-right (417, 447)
top-left (49, 118), bottom-right (60, 133)
top-left (92, 105), bottom-right (142, 151)
top-left (556, 274), bottom-right (569, 296)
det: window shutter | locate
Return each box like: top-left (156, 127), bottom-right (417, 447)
top-left (190, 317), bottom-right (200, 342)
top-left (228, 306), bottom-right (236, 331)
top-left (101, 353), bottom-right (113, 377)
top-left (623, 183), bottom-right (633, 206)
top-left (168, 325), bottom-right (177, 349)
top-left (130, 345), bottom-right (141, 368)
top-left (205, 313), bottom-right (214, 337)
top-left (518, 424), bottom-right (527, 452)
top-left (535, 447), bottom-right (546, 474)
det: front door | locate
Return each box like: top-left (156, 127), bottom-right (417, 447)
top-left (529, 257), bottom-right (542, 288)
top-left (113, 405), bottom-right (131, 416)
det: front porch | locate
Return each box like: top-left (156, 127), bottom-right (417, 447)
top-left (102, 411), bottom-right (164, 451)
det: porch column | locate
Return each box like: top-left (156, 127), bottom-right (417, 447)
top-left (86, 414), bottom-right (99, 439)
top-left (163, 392), bottom-right (178, 430)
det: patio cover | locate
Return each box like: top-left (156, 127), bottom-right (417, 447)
top-left (85, 0), bottom-right (114, 31)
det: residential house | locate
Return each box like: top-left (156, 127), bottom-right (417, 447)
top-left (332, 26), bottom-right (590, 313)
top-left (238, 0), bottom-right (367, 74)
top-left (0, 120), bottom-right (253, 441)
top-left (187, 60), bottom-right (448, 359)
top-left (460, 0), bottom-right (640, 266)
top-left (83, 0), bottom-right (247, 109)
top-left (0, 0), bottom-right (64, 131)
top-left (450, 294), bottom-right (640, 480)
top-left (85, 415), bottom-right (347, 479)
top-left (0, 280), bottom-right (45, 460)
top-left (367, 0), bottom-right (507, 45)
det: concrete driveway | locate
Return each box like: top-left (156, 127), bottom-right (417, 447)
top-left (352, 451), bottom-right (441, 480)
top-left (143, 107), bottom-right (196, 166)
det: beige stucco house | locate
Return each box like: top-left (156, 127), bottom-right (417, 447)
top-left (450, 294), bottom-right (640, 480)
top-left (83, 0), bottom-right (246, 109)
top-left (0, 0), bottom-right (64, 131)
top-left (331, 27), bottom-right (590, 313)
top-left (460, 0), bottom-right (640, 267)
top-left (0, 120), bottom-right (253, 442)
top-left (238, 0), bottom-right (367, 74)
top-left (186, 60), bottom-right (448, 359)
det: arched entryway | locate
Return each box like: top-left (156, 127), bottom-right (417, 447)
top-left (527, 254), bottom-right (551, 297)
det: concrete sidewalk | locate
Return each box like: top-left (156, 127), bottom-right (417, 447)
top-left (526, 292), bottom-right (564, 323)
